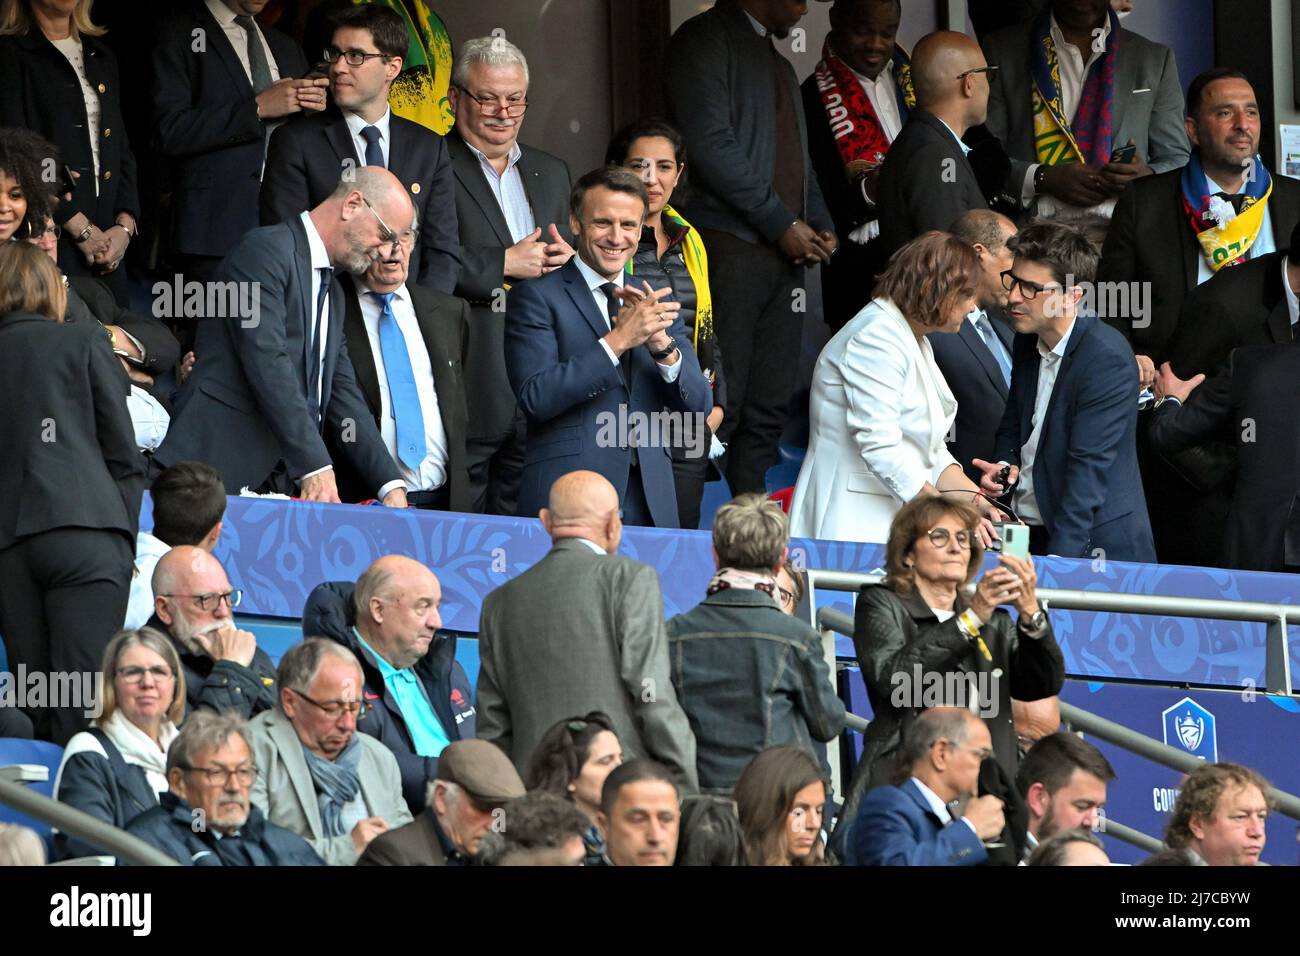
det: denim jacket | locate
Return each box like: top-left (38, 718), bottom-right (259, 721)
top-left (666, 588), bottom-right (847, 792)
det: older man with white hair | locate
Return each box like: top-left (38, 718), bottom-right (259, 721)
top-left (246, 638), bottom-right (413, 865)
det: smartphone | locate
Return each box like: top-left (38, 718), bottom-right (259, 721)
top-left (1110, 144), bottom-right (1137, 164)
top-left (58, 163), bottom-right (77, 196)
top-left (1000, 522), bottom-right (1030, 559)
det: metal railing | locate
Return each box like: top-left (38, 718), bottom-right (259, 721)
top-left (0, 775), bottom-right (180, 866)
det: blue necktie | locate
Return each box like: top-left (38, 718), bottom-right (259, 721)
top-left (307, 266), bottom-right (332, 426)
top-left (369, 291), bottom-right (426, 471)
top-left (360, 125), bottom-right (384, 168)
top-left (976, 313), bottom-right (1012, 389)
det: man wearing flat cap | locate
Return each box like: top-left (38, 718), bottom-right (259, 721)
top-left (357, 739), bottom-right (525, 865)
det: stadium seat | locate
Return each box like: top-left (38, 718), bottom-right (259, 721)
top-left (0, 738), bottom-right (64, 841)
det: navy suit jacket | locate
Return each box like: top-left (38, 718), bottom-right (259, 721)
top-left (505, 259), bottom-right (713, 527)
top-left (848, 778), bottom-right (987, 866)
top-left (151, 0), bottom-right (308, 258)
top-left (930, 311), bottom-right (1014, 484)
top-left (260, 110), bottom-right (461, 293)
top-left (155, 217), bottom-right (401, 496)
top-left (993, 313), bottom-right (1155, 562)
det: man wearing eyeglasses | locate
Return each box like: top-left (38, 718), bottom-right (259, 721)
top-left (245, 638), bottom-right (412, 865)
top-left (847, 707), bottom-right (1004, 866)
top-left (147, 547), bottom-right (279, 720)
top-left (331, 208), bottom-right (473, 511)
top-left (446, 35), bottom-right (575, 517)
top-left (127, 711), bottom-right (324, 865)
top-left (973, 222), bottom-right (1155, 562)
top-left (260, 4), bottom-right (460, 294)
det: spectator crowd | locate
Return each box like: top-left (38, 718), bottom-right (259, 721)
top-left (0, 0), bottom-right (1289, 866)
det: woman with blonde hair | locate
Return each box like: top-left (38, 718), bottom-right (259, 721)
top-left (53, 628), bottom-right (186, 859)
top-left (0, 241), bottom-right (145, 745)
top-left (790, 231), bottom-right (1005, 545)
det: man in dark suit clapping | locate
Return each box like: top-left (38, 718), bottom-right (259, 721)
top-left (260, 4), bottom-right (459, 293)
top-left (154, 167), bottom-right (410, 506)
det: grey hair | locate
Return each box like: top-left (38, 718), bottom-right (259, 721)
top-left (898, 707), bottom-right (976, 772)
top-left (451, 35), bottom-right (530, 89)
top-left (712, 493), bottom-right (789, 572)
top-left (427, 778), bottom-right (463, 809)
top-left (354, 563), bottom-right (399, 623)
top-left (166, 710), bottom-right (250, 774)
top-left (1026, 829), bottom-right (1107, 866)
top-left (276, 637), bottom-right (363, 710)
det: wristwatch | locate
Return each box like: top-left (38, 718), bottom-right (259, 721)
top-left (1033, 163), bottom-right (1050, 194)
top-left (1019, 607), bottom-right (1048, 636)
top-left (649, 342), bottom-right (678, 361)
top-left (75, 223), bottom-right (93, 243)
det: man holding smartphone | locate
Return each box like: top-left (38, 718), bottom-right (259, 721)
top-left (972, 222), bottom-right (1155, 562)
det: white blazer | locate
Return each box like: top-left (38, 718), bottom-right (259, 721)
top-left (789, 298), bottom-right (959, 544)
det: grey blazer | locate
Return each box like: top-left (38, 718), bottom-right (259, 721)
top-left (247, 708), bottom-right (413, 866)
top-left (982, 21), bottom-right (1190, 193)
top-left (475, 538), bottom-right (698, 791)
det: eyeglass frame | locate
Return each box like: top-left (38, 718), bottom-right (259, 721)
top-left (938, 738), bottom-right (995, 762)
top-left (157, 589), bottom-right (243, 612)
top-left (956, 64), bottom-right (999, 80)
top-left (924, 527), bottom-right (972, 550)
top-left (361, 196), bottom-right (415, 255)
top-left (1000, 269), bottom-right (1062, 300)
top-left (115, 664), bottom-right (175, 684)
top-left (453, 83), bottom-right (529, 117)
top-left (323, 46), bottom-right (392, 68)
top-left (180, 763), bottom-right (258, 786)
top-left (290, 686), bottom-right (371, 720)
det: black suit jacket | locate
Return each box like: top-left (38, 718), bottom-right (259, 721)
top-left (154, 217), bottom-right (401, 495)
top-left (1150, 345), bottom-right (1300, 571)
top-left (1165, 251), bottom-right (1296, 379)
top-left (332, 274), bottom-right (472, 510)
top-left (0, 31), bottom-right (138, 279)
top-left (0, 312), bottom-right (143, 550)
top-left (151, 0), bottom-right (308, 259)
top-left (446, 126), bottom-right (573, 441)
top-left (260, 110), bottom-right (460, 293)
top-left (877, 110), bottom-right (988, 258)
top-left (929, 311), bottom-right (1015, 483)
top-left (1097, 168), bottom-right (1300, 363)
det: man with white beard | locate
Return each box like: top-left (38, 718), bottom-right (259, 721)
top-left (146, 546), bottom-right (278, 718)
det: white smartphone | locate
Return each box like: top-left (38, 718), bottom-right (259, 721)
top-left (1000, 523), bottom-right (1030, 559)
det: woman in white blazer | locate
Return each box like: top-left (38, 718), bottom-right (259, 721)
top-left (790, 232), bottom-right (1005, 545)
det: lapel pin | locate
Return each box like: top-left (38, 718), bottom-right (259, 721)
top-left (411, 182), bottom-right (421, 194)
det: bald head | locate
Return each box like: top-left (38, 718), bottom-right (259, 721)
top-left (540, 471), bottom-right (622, 551)
top-left (152, 546), bottom-right (236, 647)
top-left (1013, 697), bottom-right (1062, 749)
top-left (353, 554), bottom-right (442, 669)
top-left (312, 166), bottom-right (415, 276)
top-left (911, 31), bottom-right (990, 127)
top-left (153, 546), bottom-right (228, 598)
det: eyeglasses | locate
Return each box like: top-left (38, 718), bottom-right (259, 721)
top-left (776, 585), bottom-right (796, 609)
top-left (361, 197), bottom-right (413, 254)
top-left (925, 527), bottom-right (971, 550)
top-left (158, 590), bottom-right (242, 612)
top-left (291, 687), bottom-right (371, 720)
top-left (182, 764), bottom-right (257, 786)
top-left (323, 47), bottom-right (391, 67)
top-left (940, 740), bottom-right (995, 762)
top-left (454, 84), bottom-right (528, 117)
top-left (956, 64), bottom-right (999, 80)
top-left (1000, 270), bottom-right (1058, 300)
top-left (116, 665), bottom-right (174, 684)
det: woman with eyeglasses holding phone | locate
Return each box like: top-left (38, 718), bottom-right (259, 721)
top-left (0, 241), bottom-right (145, 745)
top-left (524, 712), bottom-right (624, 866)
top-left (830, 495), bottom-right (1063, 853)
top-left (53, 628), bottom-right (186, 859)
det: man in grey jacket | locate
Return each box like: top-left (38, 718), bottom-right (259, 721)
top-left (246, 639), bottom-right (412, 865)
top-left (476, 471), bottom-right (698, 791)
top-left (666, 0), bottom-right (838, 497)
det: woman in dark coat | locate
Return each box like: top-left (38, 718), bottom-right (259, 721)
top-left (0, 241), bottom-right (145, 744)
top-left (607, 118), bottom-right (726, 530)
top-left (0, 0), bottom-right (140, 303)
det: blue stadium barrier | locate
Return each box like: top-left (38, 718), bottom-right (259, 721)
top-left (0, 738), bottom-right (64, 846)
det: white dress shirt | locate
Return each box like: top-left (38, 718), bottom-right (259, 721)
top-left (205, 0), bottom-right (281, 88)
top-left (1025, 13), bottom-right (1117, 218)
top-left (1014, 317), bottom-right (1077, 525)
top-left (1194, 170), bottom-right (1276, 285)
top-left (1284, 257), bottom-right (1300, 327)
top-left (571, 255), bottom-right (681, 382)
top-left (123, 531), bottom-right (171, 630)
top-left (910, 777), bottom-right (978, 837)
top-left (358, 283), bottom-right (450, 492)
top-left (574, 538), bottom-right (608, 556)
top-left (853, 60), bottom-right (903, 143)
top-left (51, 37), bottom-right (101, 194)
top-left (464, 140), bottom-right (536, 244)
top-left (344, 107), bottom-right (392, 168)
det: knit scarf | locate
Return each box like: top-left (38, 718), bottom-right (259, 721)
top-left (1030, 8), bottom-right (1119, 168)
top-left (626, 203), bottom-right (713, 352)
top-left (812, 38), bottom-right (914, 177)
top-left (706, 567), bottom-right (778, 598)
top-left (100, 707), bottom-right (178, 795)
top-left (1179, 149), bottom-right (1272, 272)
top-left (301, 734), bottom-right (363, 838)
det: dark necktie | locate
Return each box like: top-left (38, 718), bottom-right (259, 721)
top-left (360, 125), bottom-right (385, 168)
top-left (307, 267), bottom-right (332, 427)
top-left (1213, 191), bottom-right (1246, 215)
top-left (368, 291), bottom-right (426, 471)
top-left (233, 14), bottom-right (273, 95)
